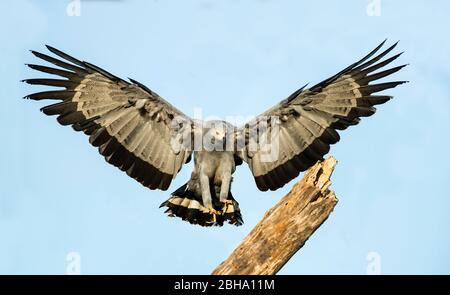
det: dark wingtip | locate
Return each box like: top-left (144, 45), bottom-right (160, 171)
top-left (390, 40), bottom-right (399, 50)
top-left (159, 201), bottom-right (168, 208)
top-left (30, 50), bottom-right (45, 59)
top-left (21, 79), bottom-right (35, 84)
top-left (395, 80), bottom-right (409, 87)
top-left (45, 44), bottom-right (58, 53)
top-left (376, 39), bottom-right (387, 50)
top-left (391, 64), bottom-right (408, 73)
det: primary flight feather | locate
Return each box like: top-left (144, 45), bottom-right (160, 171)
top-left (24, 40), bottom-right (407, 227)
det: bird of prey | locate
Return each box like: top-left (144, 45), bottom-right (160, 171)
top-left (24, 40), bottom-right (406, 227)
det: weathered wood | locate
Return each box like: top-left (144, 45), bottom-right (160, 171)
top-left (212, 156), bottom-right (338, 275)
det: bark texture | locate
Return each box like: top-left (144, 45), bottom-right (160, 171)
top-left (212, 156), bottom-right (338, 275)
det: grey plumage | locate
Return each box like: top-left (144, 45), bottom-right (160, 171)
top-left (235, 40), bottom-right (407, 192)
top-left (24, 41), bottom-right (406, 227)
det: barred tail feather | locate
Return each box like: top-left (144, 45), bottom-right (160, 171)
top-left (160, 182), bottom-right (243, 227)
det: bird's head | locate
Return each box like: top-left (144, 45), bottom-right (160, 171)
top-left (203, 120), bottom-right (232, 150)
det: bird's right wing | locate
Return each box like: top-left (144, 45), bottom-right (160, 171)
top-left (235, 41), bottom-right (407, 191)
top-left (24, 46), bottom-right (194, 191)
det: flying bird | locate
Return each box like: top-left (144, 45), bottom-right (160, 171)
top-left (24, 40), bottom-right (406, 227)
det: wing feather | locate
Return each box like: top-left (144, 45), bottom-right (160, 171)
top-left (237, 41), bottom-right (407, 191)
top-left (25, 46), bottom-right (194, 190)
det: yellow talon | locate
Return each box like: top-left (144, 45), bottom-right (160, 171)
top-left (221, 200), bottom-right (233, 215)
top-left (209, 208), bottom-right (221, 215)
top-left (207, 208), bottom-right (222, 223)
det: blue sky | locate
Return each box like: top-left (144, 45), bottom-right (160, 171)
top-left (1, 0), bottom-right (449, 274)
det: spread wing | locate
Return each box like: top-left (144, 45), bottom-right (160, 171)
top-left (24, 46), bottom-right (194, 191)
top-left (236, 40), bottom-right (407, 191)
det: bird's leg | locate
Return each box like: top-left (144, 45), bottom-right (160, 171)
top-left (219, 173), bottom-right (231, 204)
top-left (200, 173), bottom-right (220, 215)
top-left (219, 174), bottom-right (233, 215)
top-left (199, 173), bottom-right (212, 209)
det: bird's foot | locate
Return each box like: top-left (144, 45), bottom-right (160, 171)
top-left (206, 207), bottom-right (221, 223)
top-left (208, 207), bottom-right (221, 215)
top-left (220, 199), bottom-right (234, 215)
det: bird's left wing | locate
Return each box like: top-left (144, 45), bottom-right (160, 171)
top-left (235, 41), bottom-right (407, 191)
top-left (24, 46), bottom-right (194, 191)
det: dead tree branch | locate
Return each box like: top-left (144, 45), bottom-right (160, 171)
top-left (212, 156), bottom-right (338, 275)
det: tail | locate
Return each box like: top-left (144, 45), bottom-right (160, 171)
top-left (160, 182), bottom-right (243, 227)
